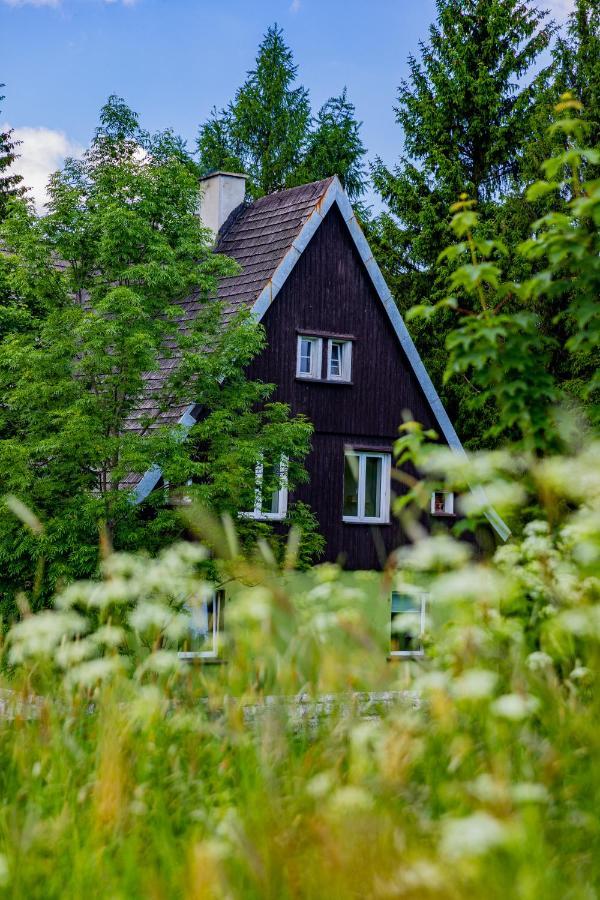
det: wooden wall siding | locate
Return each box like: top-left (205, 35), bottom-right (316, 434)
top-left (245, 204), bottom-right (451, 569)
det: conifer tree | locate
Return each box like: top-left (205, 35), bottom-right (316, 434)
top-left (197, 26), bottom-right (367, 201)
top-left (0, 86), bottom-right (25, 220)
top-left (554, 0), bottom-right (600, 148)
top-left (370, 0), bottom-right (555, 447)
top-left (295, 89), bottom-right (367, 202)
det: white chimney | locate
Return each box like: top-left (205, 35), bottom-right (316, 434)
top-left (199, 171), bottom-right (247, 239)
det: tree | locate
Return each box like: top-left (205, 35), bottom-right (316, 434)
top-left (295, 89), bottom-right (367, 202)
top-left (197, 26), bottom-right (367, 201)
top-left (370, 0), bottom-right (556, 447)
top-left (0, 97), bottom-right (319, 614)
top-left (554, 0), bottom-right (600, 149)
top-left (0, 85), bottom-right (25, 220)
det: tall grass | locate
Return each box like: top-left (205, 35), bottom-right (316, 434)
top-left (0, 440), bottom-right (599, 898)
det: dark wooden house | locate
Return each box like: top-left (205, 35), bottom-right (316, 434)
top-left (133, 173), bottom-right (508, 574)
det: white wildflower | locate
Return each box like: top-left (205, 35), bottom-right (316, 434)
top-left (395, 535), bottom-right (471, 571)
top-left (526, 651), bottom-right (553, 672)
top-left (64, 656), bottom-right (128, 689)
top-left (440, 812), bottom-right (508, 859)
top-left (129, 602), bottom-right (190, 640)
top-left (91, 625), bottom-right (126, 648)
top-left (491, 693), bottom-right (539, 721)
top-left (430, 566), bottom-right (511, 607)
top-left (136, 650), bottom-right (183, 677)
top-left (54, 639), bottom-right (96, 669)
top-left (305, 771), bottom-right (335, 799)
top-left (453, 669), bottom-right (498, 701)
top-left (8, 611), bottom-right (88, 664)
top-left (459, 481), bottom-right (526, 516)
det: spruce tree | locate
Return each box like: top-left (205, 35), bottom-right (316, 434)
top-left (197, 26), bottom-right (367, 201)
top-left (554, 0), bottom-right (600, 147)
top-left (0, 86), bottom-right (25, 220)
top-left (295, 89), bottom-right (367, 202)
top-left (370, 0), bottom-right (555, 447)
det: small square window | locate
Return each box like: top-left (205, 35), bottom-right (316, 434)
top-left (327, 339), bottom-right (352, 381)
top-left (343, 451), bottom-right (390, 524)
top-left (297, 335), bottom-right (323, 379)
top-left (179, 590), bottom-right (224, 660)
top-left (240, 456), bottom-right (288, 521)
top-left (431, 491), bottom-right (454, 516)
top-left (390, 591), bottom-right (426, 657)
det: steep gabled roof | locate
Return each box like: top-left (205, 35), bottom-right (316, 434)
top-left (132, 176), bottom-right (509, 542)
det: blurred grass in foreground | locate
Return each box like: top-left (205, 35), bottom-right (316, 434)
top-left (0, 440), bottom-right (599, 899)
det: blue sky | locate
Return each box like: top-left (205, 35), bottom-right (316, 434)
top-left (1, 0), bottom-right (573, 209)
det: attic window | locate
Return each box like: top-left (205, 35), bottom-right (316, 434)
top-left (297, 336), bottom-right (323, 379)
top-left (431, 491), bottom-right (454, 516)
top-left (327, 339), bottom-right (352, 382)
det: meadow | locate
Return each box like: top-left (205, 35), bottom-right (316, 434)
top-left (0, 439), bottom-right (598, 899)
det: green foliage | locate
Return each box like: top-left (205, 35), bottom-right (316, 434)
top-left (554, 0), bottom-right (600, 149)
top-left (0, 435), bottom-right (599, 896)
top-left (370, 0), bottom-right (556, 446)
top-left (0, 96), bottom-right (320, 614)
top-left (197, 26), bottom-right (367, 201)
top-left (0, 86), bottom-right (26, 220)
top-left (408, 103), bottom-right (599, 448)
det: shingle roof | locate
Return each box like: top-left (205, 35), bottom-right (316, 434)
top-left (122, 177), bottom-right (334, 476)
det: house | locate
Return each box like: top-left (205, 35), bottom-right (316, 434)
top-left (132, 172), bottom-right (509, 658)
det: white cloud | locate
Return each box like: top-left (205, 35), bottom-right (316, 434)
top-left (289, 0), bottom-right (301, 12)
top-left (4, 125), bottom-right (83, 213)
top-left (545, 0), bottom-right (575, 19)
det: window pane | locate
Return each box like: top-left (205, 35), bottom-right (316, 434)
top-left (343, 454), bottom-right (359, 517)
top-left (188, 596), bottom-right (217, 654)
top-left (261, 460), bottom-right (281, 514)
top-left (300, 339), bottom-right (312, 374)
top-left (364, 456), bottom-right (382, 518)
top-left (391, 592), bottom-right (421, 653)
top-left (330, 342), bottom-right (342, 377)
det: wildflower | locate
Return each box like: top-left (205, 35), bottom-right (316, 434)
top-left (491, 693), bottom-right (539, 721)
top-left (129, 602), bottom-right (190, 639)
top-left (136, 650), bottom-right (183, 677)
top-left (395, 535), bottom-right (471, 571)
top-left (8, 611), bottom-right (88, 664)
top-left (453, 669), bottom-right (498, 701)
top-left (526, 651), bottom-right (553, 672)
top-left (440, 812), bottom-right (508, 859)
top-left (64, 657), bottom-right (128, 689)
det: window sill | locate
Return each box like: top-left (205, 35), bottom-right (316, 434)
top-left (238, 512), bottom-right (287, 522)
top-left (295, 376), bottom-right (353, 386)
top-left (430, 512), bottom-right (457, 519)
top-left (343, 517), bottom-right (390, 526)
top-left (387, 651), bottom-right (425, 660)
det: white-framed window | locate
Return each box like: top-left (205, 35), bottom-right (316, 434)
top-left (179, 590), bottom-right (224, 660)
top-left (296, 335), bottom-right (323, 379)
top-left (431, 491), bottom-right (454, 516)
top-left (342, 451), bottom-right (391, 524)
top-left (390, 591), bottom-right (426, 657)
top-left (240, 455), bottom-right (288, 521)
top-left (327, 339), bottom-right (352, 382)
